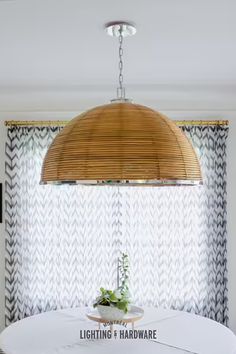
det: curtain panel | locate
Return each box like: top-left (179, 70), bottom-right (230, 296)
top-left (5, 124), bottom-right (229, 326)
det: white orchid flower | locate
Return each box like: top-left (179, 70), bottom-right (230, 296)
top-left (114, 289), bottom-right (122, 299)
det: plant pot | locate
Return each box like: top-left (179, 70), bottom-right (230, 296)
top-left (97, 305), bottom-right (125, 321)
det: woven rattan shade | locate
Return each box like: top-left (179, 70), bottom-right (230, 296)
top-left (41, 102), bottom-right (202, 185)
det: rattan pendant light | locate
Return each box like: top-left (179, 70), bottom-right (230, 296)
top-left (41, 22), bottom-right (202, 186)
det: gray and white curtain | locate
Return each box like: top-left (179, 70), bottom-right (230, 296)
top-left (5, 123), bottom-right (229, 326)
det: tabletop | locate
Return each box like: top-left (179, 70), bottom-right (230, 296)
top-left (0, 307), bottom-right (236, 354)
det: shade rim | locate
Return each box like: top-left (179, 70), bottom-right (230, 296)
top-left (40, 179), bottom-right (203, 186)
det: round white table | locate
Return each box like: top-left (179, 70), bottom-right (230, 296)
top-left (0, 307), bottom-right (236, 354)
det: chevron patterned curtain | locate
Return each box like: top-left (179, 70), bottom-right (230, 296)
top-left (5, 124), bottom-right (228, 326)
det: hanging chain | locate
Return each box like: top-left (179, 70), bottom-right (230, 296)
top-left (118, 30), bottom-right (124, 90)
top-left (117, 26), bottom-right (126, 100)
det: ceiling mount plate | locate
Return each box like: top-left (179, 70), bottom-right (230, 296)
top-left (105, 21), bottom-right (136, 37)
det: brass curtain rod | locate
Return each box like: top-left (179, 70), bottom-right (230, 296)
top-left (4, 120), bottom-right (229, 127)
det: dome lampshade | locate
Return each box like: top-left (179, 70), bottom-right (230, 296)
top-left (40, 102), bottom-right (202, 186)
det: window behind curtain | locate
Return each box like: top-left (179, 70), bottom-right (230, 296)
top-left (5, 124), bottom-right (229, 326)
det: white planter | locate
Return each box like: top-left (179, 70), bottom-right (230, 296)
top-left (97, 305), bottom-right (125, 321)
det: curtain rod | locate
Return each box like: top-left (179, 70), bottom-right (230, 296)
top-left (4, 120), bottom-right (229, 127)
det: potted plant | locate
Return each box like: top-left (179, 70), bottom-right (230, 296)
top-left (93, 253), bottom-right (130, 321)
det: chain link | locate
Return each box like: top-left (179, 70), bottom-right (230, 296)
top-left (117, 27), bottom-right (125, 99)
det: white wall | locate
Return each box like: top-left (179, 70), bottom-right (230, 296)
top-left (0, 109), bottom-right (235, 334)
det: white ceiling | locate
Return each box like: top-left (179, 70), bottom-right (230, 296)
top-left (0, 0), bottom-right (236, 112)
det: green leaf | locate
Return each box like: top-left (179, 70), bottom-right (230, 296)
top-left (100, 287), bottom-right (105, 294)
